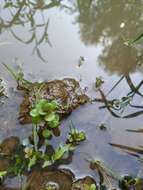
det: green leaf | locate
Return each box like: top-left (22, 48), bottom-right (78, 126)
top-left (30, 109), bottom-right (39, 117)
top-left (35, 100), bottom-right (47, 115)
top-left (0, 171), bottom-right (7, 177)
top-left (49, 119), bottom-right (59, 128)
top-left (28, 155), bottom-right (37, 171)
top-left (79, 132), bottom-right (86, 141)
top-left (43, 100), bottom-right (58, 111)
top-left (90, 184), bottom-right (96, 190)
top-left (44, 113), bottom-right (56, 122)
top-left (42, 160), bottom-right (52, 168)
top-left (52, 145), bottom-right (69, 161)
top-left (50, 100), bottom-right (58, 109)
top-left (32, 115), bottom-right (42, 124)
top-left (42, 129), bottom-right (52, 138)
top-left (38, 110), bottom-right (47, 116)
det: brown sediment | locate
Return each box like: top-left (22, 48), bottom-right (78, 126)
top-left (0, 137), bottom-right (20, 171)
top-left (26, 169), bottom-right (75, 190)
top-left (18, 78), bottom-right (89, 124)
top-left (0, 137), bottom-right (20, 156)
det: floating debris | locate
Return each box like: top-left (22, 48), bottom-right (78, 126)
top-left (95, 77), bottom-right (104, 90)
top-left (77, 56), bottom-right (85, 68)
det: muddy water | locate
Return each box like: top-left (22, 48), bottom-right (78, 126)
top-left (0, 0), bottom-right (143, 184)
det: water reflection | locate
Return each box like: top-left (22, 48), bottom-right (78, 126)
top-left (71, 0), bottom-right (143, 74)
top-left (94, 74), bottom-right (143, 118)
top-left (0, 0), bottom-right (64, 62)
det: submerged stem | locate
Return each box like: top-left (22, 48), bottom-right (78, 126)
top-left (33, 124), bottom-right (38, 152)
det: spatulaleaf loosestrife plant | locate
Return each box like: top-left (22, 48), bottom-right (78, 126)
top-left (22, 138), bottom-right (74, 170)
top-left (67, 122), bottom-right (86, 145)
top-left (30, 99), bottom-right (60, 128)
top-left (30, 99), bottom-right (60, 151)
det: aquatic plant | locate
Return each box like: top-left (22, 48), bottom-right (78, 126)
top-left (0, 171), bottom-right (7, 184)
top-left (84, 184), bottom-right (96, 190)
top-left (21, 133), bottom-right (75, 170)
top-left (119, 175), bottom-right (143, 190)
top-left (88, 159), bottom-right (120, 189)
top-left (125, 32), bottom-right (143, 46)
top-left (93, 74), bottom-right (143, 119)
top-left (66, 122), bottom-right (86, 145)
top-left (30, 99), bottom-right (60, 127)
top-left (30, 98), bottom-right (60, 150)
top-left (95, 77), bottom-right (104, 90)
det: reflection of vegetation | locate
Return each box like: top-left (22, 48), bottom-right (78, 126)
top-left (71, 0), bottom-right (143, 74)
top-left (0, 79), bottom-right (5, 98)
top-left (125, 32), bottom-right (143, 46)
top-left (89, 159), bottom-right (119, 189)
top-left (88, 159), bottom-right (143, 190)
top-left (0, 0), bottom-right (65, 62)
top-left (94, 75), bottom-right (143, 118)
top-left (0, 78), bottom-right (6, 106)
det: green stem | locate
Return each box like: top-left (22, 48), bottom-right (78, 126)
top-left (33, 125), bottom-right (38, 152)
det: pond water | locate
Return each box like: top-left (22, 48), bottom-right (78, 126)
top-left (0, 0), bottom-right (143, 188)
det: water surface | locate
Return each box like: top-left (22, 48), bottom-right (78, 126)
top-left (0, 0), bottom-right (143, 182)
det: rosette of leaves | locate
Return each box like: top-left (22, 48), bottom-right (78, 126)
top-left (30, 99), bottom-right (60, 129)
top-left (67, 124), bottom-right (86, 145)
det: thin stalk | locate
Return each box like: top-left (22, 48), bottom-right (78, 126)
top-left (33, 124), bottom-right (38, 152)
top-left (2, 63), bottom-right (18, 81)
